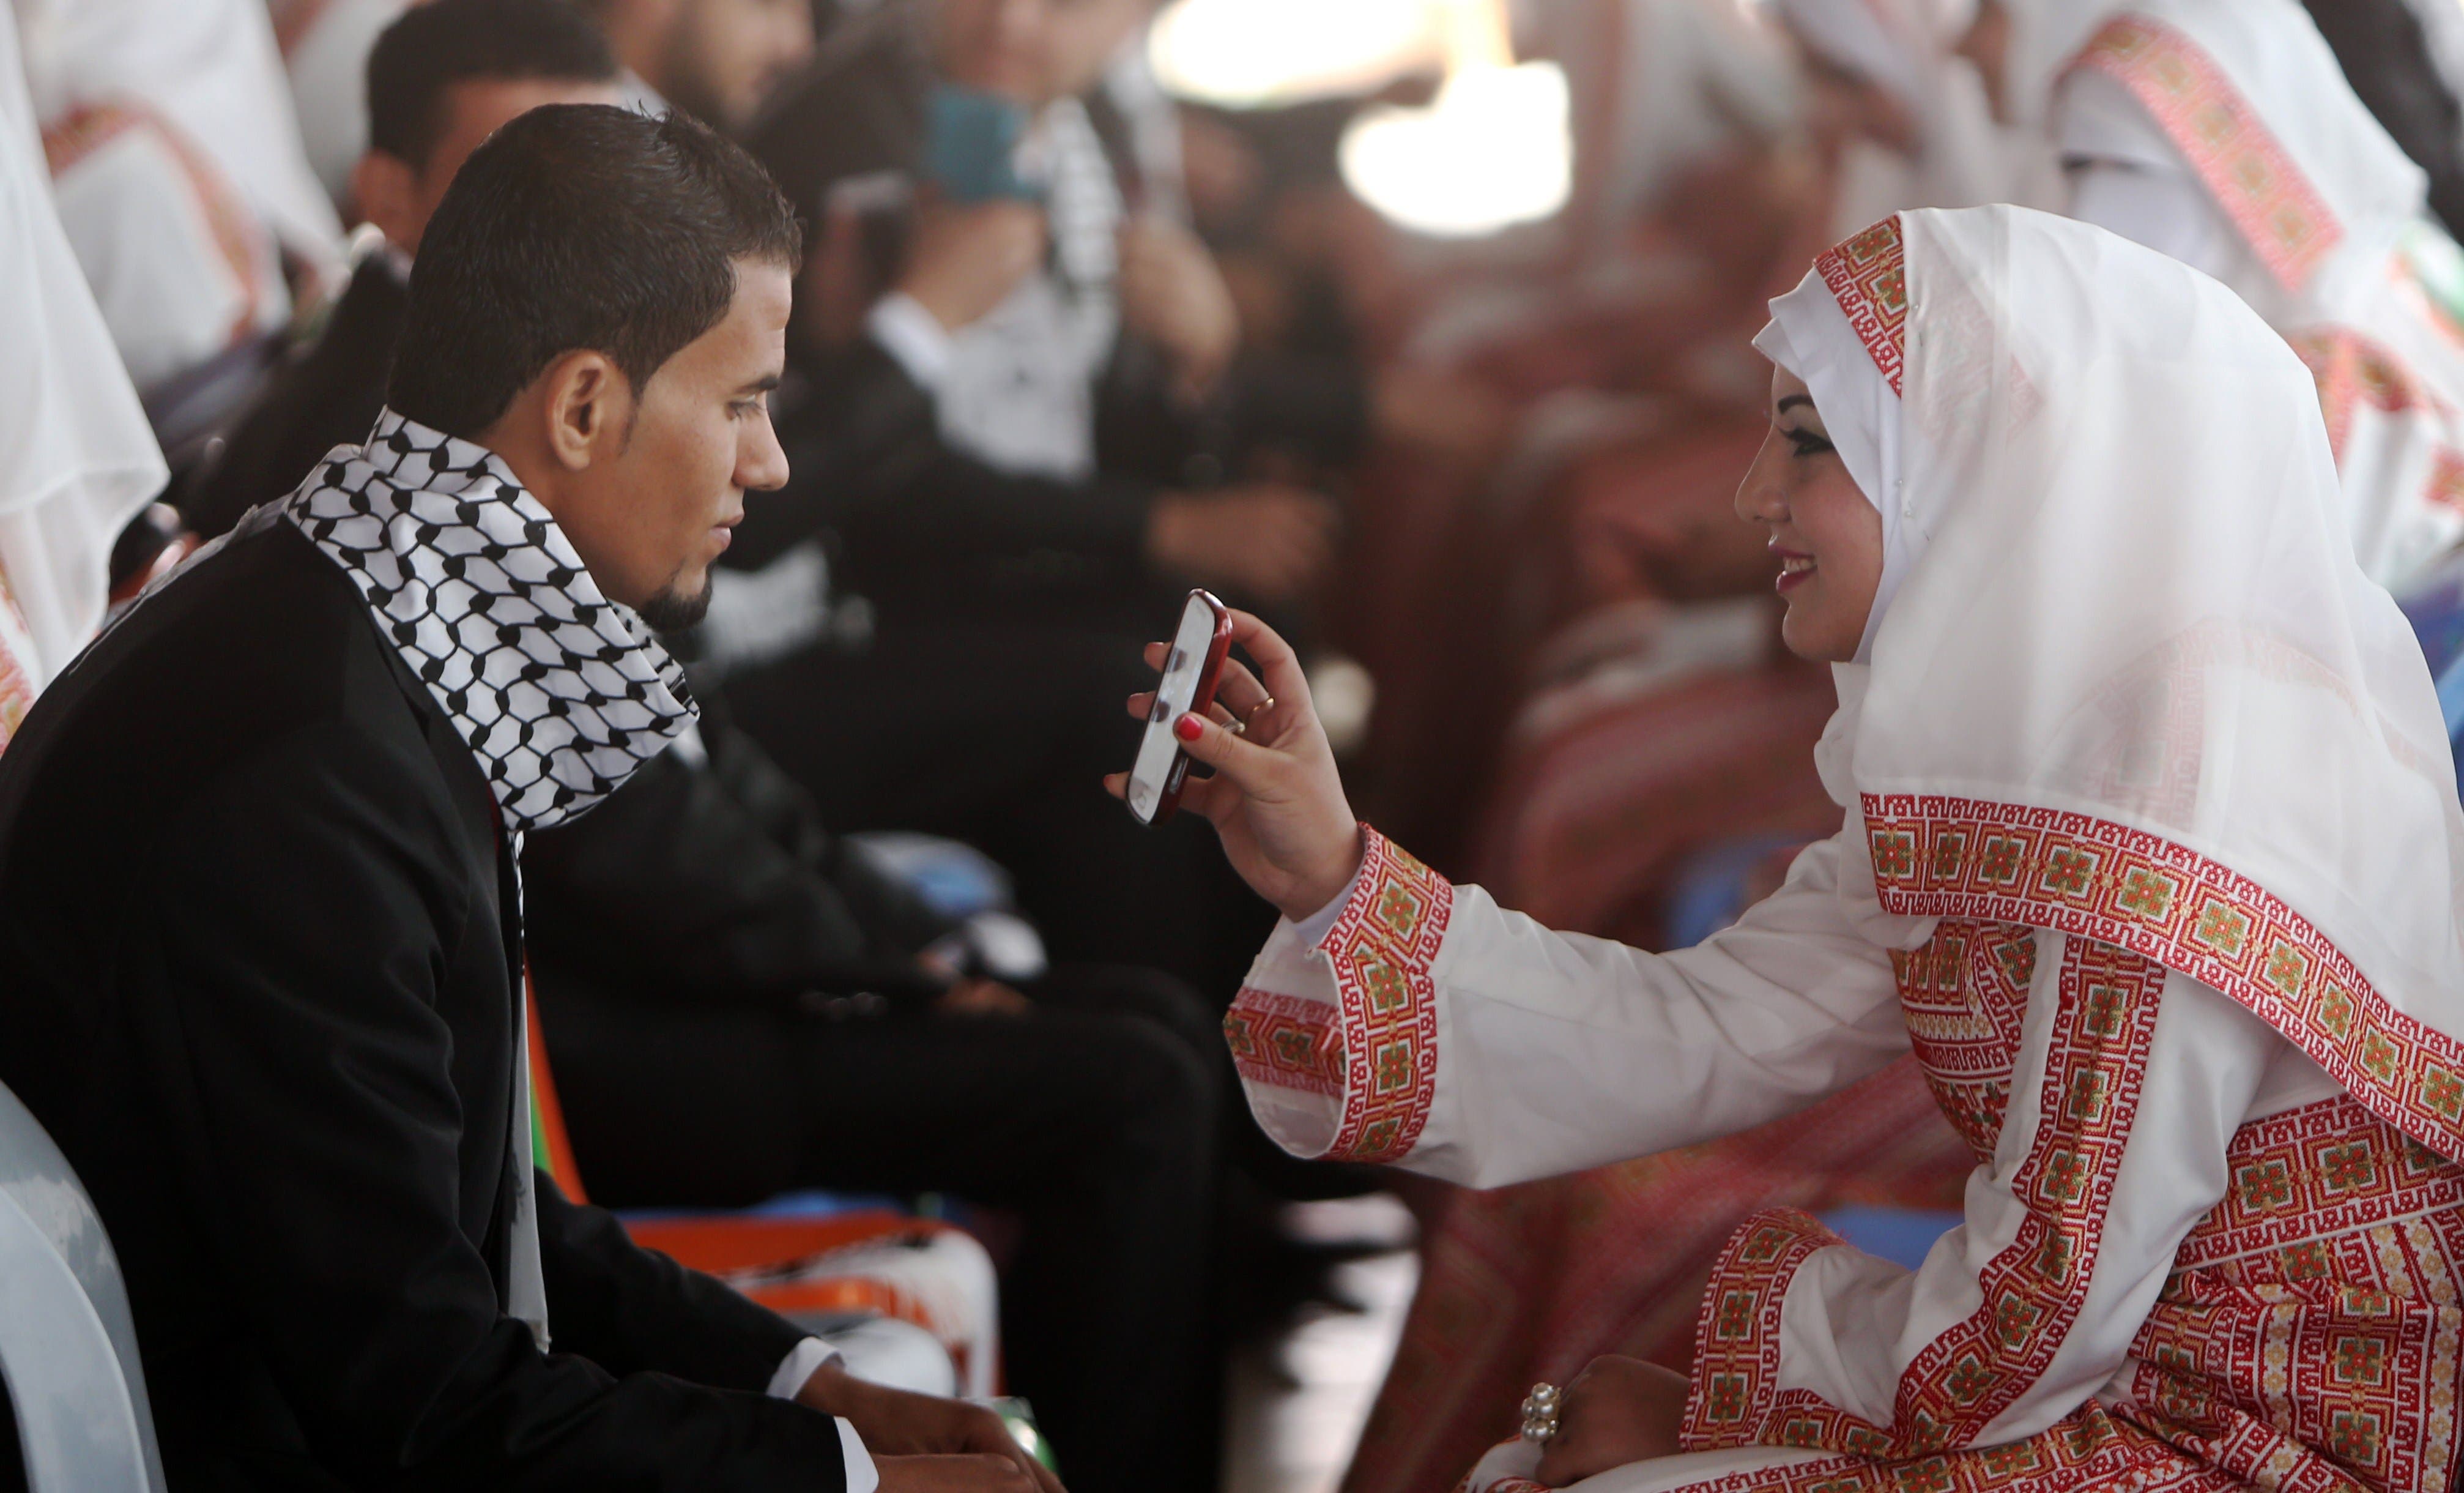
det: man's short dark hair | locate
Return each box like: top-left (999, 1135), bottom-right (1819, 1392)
top-left (388, 105), bottom-right (803, 438)
top-left (366, 0), bottom-right (619, 169)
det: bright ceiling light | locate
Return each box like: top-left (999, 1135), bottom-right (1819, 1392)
top-left (1147, 0), bottom-right (1445, 106)
top-left (1338, 62), bottom-right (1571, 237)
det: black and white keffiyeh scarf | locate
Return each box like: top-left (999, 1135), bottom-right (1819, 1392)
top-left (281, 409), bottom-right (696, 836)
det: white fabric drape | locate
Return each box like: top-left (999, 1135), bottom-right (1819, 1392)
top-left (0, 4), bottom-right (163, 690)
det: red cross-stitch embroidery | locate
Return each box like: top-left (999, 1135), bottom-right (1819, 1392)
top-left (1893, 920), bottom-right (2036, 1163)
top-left (1318, 827), bottom-right (1451, 1162)
top-left (1860, 794), bottom-right (2464, 1163)
top-left (1816, 216), bottom-right (1907, 396)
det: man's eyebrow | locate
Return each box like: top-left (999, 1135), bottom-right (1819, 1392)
top-left (1776, 393), bottom-right (1814, 415)
top-left (737, 373), bottom-right (782, 396)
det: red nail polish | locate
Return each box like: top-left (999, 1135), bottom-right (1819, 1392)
top-left (1173, 713), bottom-right (1204, 742)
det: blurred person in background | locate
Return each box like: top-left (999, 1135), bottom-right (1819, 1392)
top-left (271, 0), bottom-right (414, 215)
top-left (185, 0), bottom-right (625, 538)
top-left (653, 0), bottom-right (1320, 999)
top-left (1964, 0), bottom-right (2464, 598)
top-left (584, 0), bottom-right (817, 133)
top-left (17, 0), bottom-right (343, 434)
top-left (0, 0), bottom-right (165, 734)
top-left (2295, 0), bottom-right (2464, 241)
top-left (740, 0), bottom-right (1336, 636)
top-left (1768, 0), bottom-right (2057, 236)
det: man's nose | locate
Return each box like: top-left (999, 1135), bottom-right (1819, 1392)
top-left (740, 422), bottom-right (790, 493)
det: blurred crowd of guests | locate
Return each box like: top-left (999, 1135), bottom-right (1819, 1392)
top-left (10, 0), bottom-right (2464, 1487)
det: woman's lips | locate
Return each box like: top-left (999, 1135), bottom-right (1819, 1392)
top-left (1773, 547), bottom-right (1815, 594)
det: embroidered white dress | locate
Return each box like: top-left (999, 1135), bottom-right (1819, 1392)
top-left (1227, 209), bottom-right (2464, 1493)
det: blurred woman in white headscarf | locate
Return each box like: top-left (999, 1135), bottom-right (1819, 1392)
top-left (1148, 204), bottom-right (2464, 1493)
top-left (1767, 0), bottom-right (2057, 236)
top-left (13, 0), bottom-right (344, 399)
top-left (1969, 0), bottom-right (2464, 598)
top-left (0, 3), bottom-right (166, 736)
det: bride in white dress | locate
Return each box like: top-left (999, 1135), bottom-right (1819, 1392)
top-left (1113, 205), bottom-right (2464, 1493)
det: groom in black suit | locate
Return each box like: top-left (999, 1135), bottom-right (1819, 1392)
top-left (0, 105), bottom-right (1056, 1493)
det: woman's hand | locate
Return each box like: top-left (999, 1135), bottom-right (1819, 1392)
top-left (1535, 1356), bottom-right (1689, 1487)
top-left (1104, 609), bottom-right (1364, 922)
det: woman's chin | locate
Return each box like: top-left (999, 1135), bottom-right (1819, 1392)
top-left (1778, 601), bottom-right (1857, 665)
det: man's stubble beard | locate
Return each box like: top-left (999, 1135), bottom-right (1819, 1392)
top-left (637, 574), bottom-right (714, 633)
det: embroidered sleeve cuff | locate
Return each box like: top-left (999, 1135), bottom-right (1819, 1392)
top-left (1681, 1208), bottom-right (1860, 1455)
top-left (1288, 860), bottom-right (1364, 947)
top-left (1222, 827), bottom-right (1453, 1166)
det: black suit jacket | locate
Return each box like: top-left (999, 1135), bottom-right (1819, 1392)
top-left (0, 518), bottom-right (847, 1490)
top-left (524, 696), bottom-right (959, 1013)
top-left (182, 255), bottom-right (408, 542)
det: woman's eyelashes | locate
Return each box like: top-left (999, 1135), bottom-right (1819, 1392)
top-left (1784, 426), bottom-right (1836, 458)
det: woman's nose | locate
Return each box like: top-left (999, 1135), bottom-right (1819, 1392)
top-left (1734, 433), bottom-right (1790, 524)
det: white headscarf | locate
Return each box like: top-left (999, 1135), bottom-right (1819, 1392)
top-left (1765, 206), bottom-right (2464, 1156)
top-left (1751, 231), bottom-right (1910, 659)
top-left (0, 6), bottom-right (165, 694)
top-left (13, 0), bottom-right (344, 286)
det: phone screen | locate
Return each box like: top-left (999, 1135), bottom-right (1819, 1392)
top-left (926, 85), bottom-right (1039, 204)
top-left (1126, 593), bottom-right (1226, 824)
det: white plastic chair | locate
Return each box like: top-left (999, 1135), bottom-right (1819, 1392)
top-left (0, 1081), bottom-right (161, 1492)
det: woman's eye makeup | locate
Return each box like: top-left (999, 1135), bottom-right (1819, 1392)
top-left (1784, 426), bottom-right (1836, 458)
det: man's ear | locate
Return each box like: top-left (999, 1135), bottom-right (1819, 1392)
top-left (540, 351), bottom-right (634, 472)
top-left (351, 151), bottom-right (424, 252)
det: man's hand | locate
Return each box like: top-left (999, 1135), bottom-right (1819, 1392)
top-left (935, 978), bottom-right (1032, 1016)
top-left (1144, 483), bottom-right (1338, 605)
top-left (899, 201), bottom-right (1049, 332)
top-left (797, 1361), bottom-right (1063, 1493)
top-left (1535, 1356), bottom-right (1688, 1487)
top-left (1117, 216), bottom-right (1239, 400)
top-left (874, 1454), bottom-right (1042, 1493)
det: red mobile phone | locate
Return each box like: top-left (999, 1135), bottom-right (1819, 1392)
top-left (1125, 590), bottom-right (1234, 826)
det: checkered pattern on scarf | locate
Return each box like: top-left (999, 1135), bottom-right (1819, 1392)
top-left (281, 408), bottom-right (695, 835)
